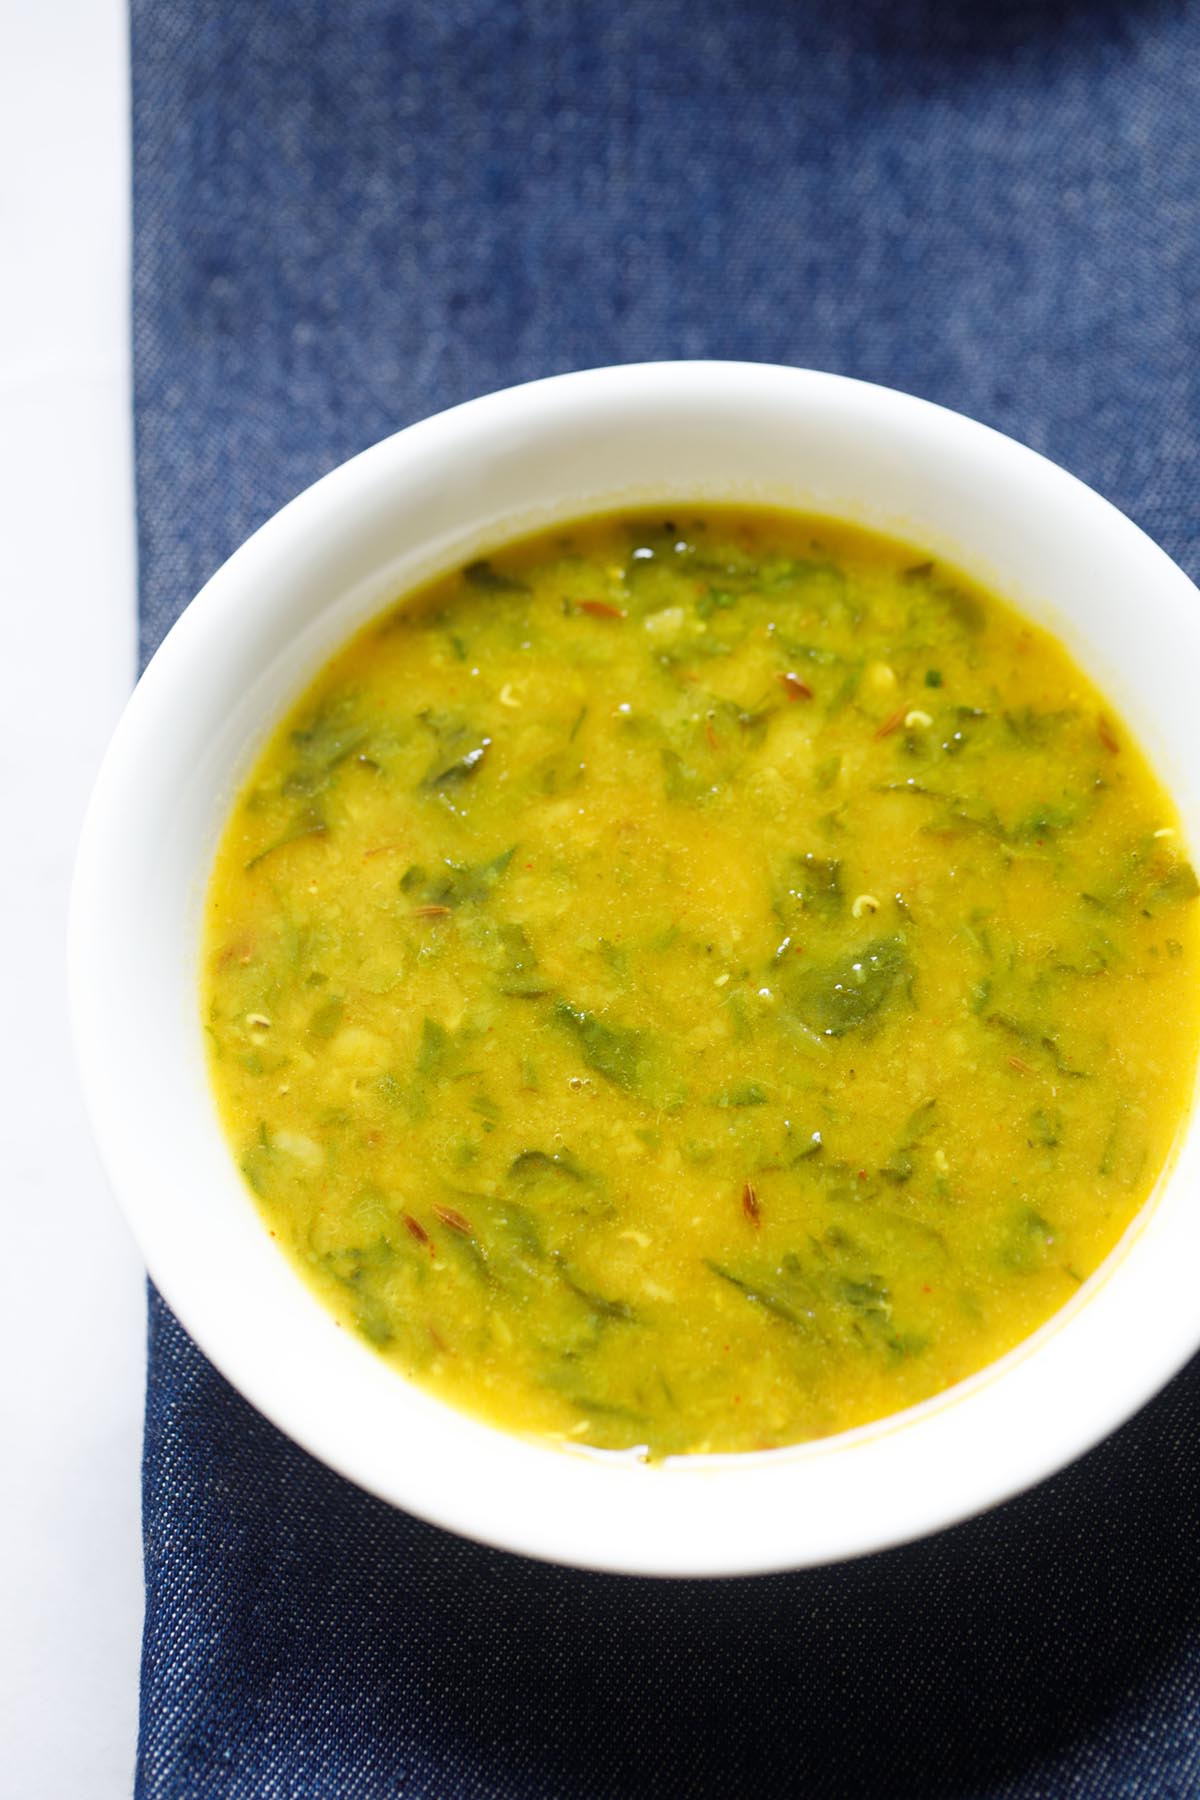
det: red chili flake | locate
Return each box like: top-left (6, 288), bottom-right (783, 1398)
top-left (874, 707), bottom-right (907, 740)
top-left (403, 1213), bottom-right (431, 1246)
top-left (921, 1283), bottom-right (932, 1294)
top-left (412, 904), bottom-right (452, 918)
top-left (705, 719), bottom-right (720, 751)
top-left (742, 1180), bottom-right (760, 1224)
top-left (578, 599), bottom-right (627, 619)
top-left (858, 1169), bottom-right (868, 1180)
top-left (1008, 1055), bottom-right (1033, 1075)
top-left (434, 1204), bottom-right (472, 1236)
top-left (1097, 714), bottom-right (1120, 754)
top-left (777, 671), bottom-right (814, 702)
top-left (428, 1322), bottom-right (449, 1354)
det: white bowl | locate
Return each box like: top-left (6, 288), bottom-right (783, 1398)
top-left (70, 362), bottom-right (1200, 1576)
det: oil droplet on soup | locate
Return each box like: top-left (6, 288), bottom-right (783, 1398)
top-left (202, 510), bottom-right (1200, 1458)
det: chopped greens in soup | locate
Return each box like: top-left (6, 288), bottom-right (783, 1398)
top-left (203, 510), bottom-right (1200, 1458)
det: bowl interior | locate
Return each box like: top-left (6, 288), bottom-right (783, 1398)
top-left (72, 363), bottom-right (1200, 1574)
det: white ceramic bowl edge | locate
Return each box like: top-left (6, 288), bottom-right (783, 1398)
top-left (70, 363), bottom-right (1200, 1575)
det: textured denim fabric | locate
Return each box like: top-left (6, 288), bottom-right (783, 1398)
top-left (134, 2), bottom-right (1200, 1793)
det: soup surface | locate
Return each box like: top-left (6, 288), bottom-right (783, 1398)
top-left (203, 510), bottom-right (1200, 1457)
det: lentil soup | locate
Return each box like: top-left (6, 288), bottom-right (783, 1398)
top-left (203, 510), bottom-right (1200, 1458)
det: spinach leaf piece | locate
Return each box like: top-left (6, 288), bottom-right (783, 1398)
top-left (408, 847), bottom-right (516, 909)
top-left (998, 1206), bottom-right (1057, 1274)
top-left (509, 1148), bottom-right (591, 1183)
top-left (1153, 860), bottom-right (1200, 908)
top-left (462, 559), bottom-right (530, 594)
top-left (496, 921), bottom-right (550, 997)
top-left (244, 805), bottom-right (328, 872)
top-left (838, 1274), bottom-right (892, 1325)
top-left (940, 582), bottom-right (985, 633)
top-left (416, 1016), bottom-right (450, 1076)
top-left (308, 995), bottom-right (345, 1039)
top-left (780, 852), bottom-right (844, 922)
top-left (552, 1000), bottom-right (650, 1092)
top-left (281, 695), bottom-right (371, 798)
top-left (705, 1260), bottom-right (809, 1329)
top-left (711, 1082), bottom-right (770, 1108)
top-left (787, 934), bottom-right (910, 1038)
top-left (554, 1254), bottom-right (638, 1323)
top-left (1077, 838), bottom-right (1197, 917)
top-left (424, 738), bottom-right (491, 790)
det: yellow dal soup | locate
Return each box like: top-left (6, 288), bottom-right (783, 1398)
top-left (203, 510), bottom-right (1200, 1458)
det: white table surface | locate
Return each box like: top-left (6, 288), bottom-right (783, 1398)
top-left (0, 1), bottom-right (144, 1793)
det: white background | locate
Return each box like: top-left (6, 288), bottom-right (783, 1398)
top-left (1, 1), bottom-right (143, 1793)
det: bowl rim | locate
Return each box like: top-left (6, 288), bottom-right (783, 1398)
top-left (70, 359), bottom-right (1200, 1576)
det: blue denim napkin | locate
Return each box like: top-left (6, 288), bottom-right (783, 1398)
top-left (133, 3), bottom-right (1200, 1793)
